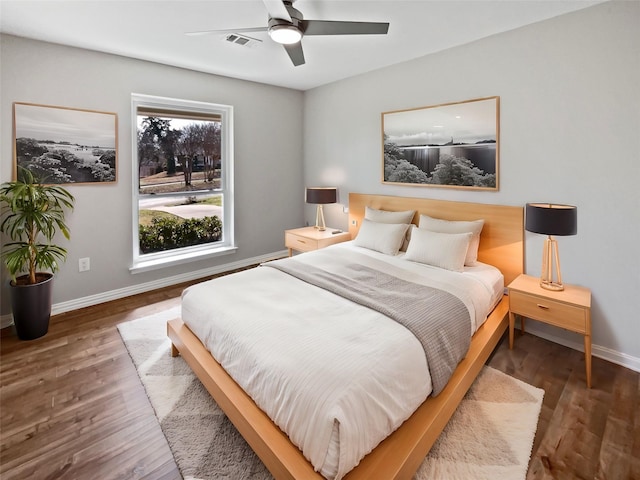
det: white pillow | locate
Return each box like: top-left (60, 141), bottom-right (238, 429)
top-left (353, 219), bottom-right (410, 256)
top-left (418, 214), bottom-right (484, 265)
top-left (404, 228), bottom-right (472, 272)
top-left (365, 207), bottom-right (415, 251)
top-left (365, 206), bottom-right (415, 224)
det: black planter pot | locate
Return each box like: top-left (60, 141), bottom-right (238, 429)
top-left (10, 273), bottom-right (54, 340)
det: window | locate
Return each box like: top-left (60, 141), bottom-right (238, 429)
top-left (131, 94), bottom-right (234, 273)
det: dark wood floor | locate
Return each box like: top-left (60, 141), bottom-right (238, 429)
top-left (1, 276), bottom-right (639, 480)
top-left (488, 332), bottom-right (639, 479)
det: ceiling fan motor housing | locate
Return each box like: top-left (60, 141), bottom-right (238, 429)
top-left (268, 3), bottom-right (304, 44)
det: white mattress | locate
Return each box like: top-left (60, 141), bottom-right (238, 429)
top-left (181, 242), bottom-right (503, 479)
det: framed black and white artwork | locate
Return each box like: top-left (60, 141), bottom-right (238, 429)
top-left (13, 102), bottom-right (118, 184)
top-left (382, 96), bottom-right (499, 190)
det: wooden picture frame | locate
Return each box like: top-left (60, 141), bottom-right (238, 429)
top-left (13, 102), bottom-right (118, 184)
top-left (382, 96), bottom-right (499, 190)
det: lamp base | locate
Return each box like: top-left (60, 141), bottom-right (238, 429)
top-left (540, 236), bottom-right (564, 292)
top-left (540, 280), bottom-right (564, 291)
top-left (314, 205), bottom-right (326, 231)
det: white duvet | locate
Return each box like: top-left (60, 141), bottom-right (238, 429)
top-left (181, 242), bottom-right (503, 479)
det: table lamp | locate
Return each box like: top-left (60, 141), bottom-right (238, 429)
top-left (305, 187), bottom-right (337, 231)
top-left (525, 203), bottom-right (577, 291)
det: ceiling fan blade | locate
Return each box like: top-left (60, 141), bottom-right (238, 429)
top-left (302, 20), bottom-right (389, 36)
top-left (262, 0), bottom-right (292, 22)
top-left (186, 27), bottom-right (268, 36)
top-left (283, 43), bottom-right (305, 66)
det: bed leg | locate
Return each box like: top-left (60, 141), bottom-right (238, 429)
top-left (171, 343), bottom-right (180, 357)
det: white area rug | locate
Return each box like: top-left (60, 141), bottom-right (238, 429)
top-left (118, 307), bottom-right (544, 480)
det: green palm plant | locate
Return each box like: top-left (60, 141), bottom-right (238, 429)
top-left (0, 168), bottom-right (75, 285)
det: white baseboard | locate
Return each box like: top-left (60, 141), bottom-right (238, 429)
top-left (0, 250), bottom-right (287, 330)
top-left (0, 313), bottom-right (12, 330)
top-left (518, 324), bottom-right (640, 374)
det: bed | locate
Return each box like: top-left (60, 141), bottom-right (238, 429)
top-left (168, 193), bottom-right (524, 480)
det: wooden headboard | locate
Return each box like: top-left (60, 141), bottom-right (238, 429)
top-left (348, 193), bottom-right (524, 286)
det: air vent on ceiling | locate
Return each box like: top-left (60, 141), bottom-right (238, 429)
top-left (225, 33), bottom-right (262, 48)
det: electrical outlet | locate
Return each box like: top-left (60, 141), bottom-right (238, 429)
top-left (351, 219), bottom-right (357, 226)
top-left (79, 257), bottom-right (90, 272)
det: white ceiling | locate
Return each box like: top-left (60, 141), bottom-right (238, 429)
top-left (0, 0), bottom-right (601, 91)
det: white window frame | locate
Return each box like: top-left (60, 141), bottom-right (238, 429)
top-left (130, 93), bottom-right (235, 273)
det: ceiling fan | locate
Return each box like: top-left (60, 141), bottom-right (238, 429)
top-left (186, 0), bottom-right (389, 67)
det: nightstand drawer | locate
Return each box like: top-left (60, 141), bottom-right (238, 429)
top-left (509, 290), bottom-right (587, 333)
top-left (285, 232), bottom-right (318, 252)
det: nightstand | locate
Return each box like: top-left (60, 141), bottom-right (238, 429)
top-left (285, 226), bottom-right (351, 256)
top-left (508, 274), bottom-right (592, 387)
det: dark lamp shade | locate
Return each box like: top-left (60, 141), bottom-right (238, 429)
top-left (305, 187), bottom-right (337, 205)
top-left (525, 203), bottom-right (577, 236)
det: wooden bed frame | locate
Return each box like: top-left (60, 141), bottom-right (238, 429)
top-left (168, 193), bottom-right (524, 480)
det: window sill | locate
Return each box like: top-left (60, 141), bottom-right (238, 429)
top-left (130, 245), bottom-right (238, 274)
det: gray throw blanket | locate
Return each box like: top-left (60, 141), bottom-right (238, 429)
top-left (264, 258), bottom-right (471, 396)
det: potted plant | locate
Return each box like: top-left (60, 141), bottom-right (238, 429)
top-left (0, 168), bottom-right (74, 340)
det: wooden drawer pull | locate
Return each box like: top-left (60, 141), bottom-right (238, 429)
top-left (537, 304), bottom-right (550, 310)
top-left (297, 239), bottom-right (306, 243)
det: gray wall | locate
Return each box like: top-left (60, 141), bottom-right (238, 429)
top-left (0, 35), bottom-right (304, 314)
top-left (303, 1), bottom-right (640, 367)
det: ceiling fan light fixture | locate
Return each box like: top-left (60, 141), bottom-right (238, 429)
top-left (269, 23), bottom-right (302, 44)
top-left (192, 0), bottom-right (390, 67)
